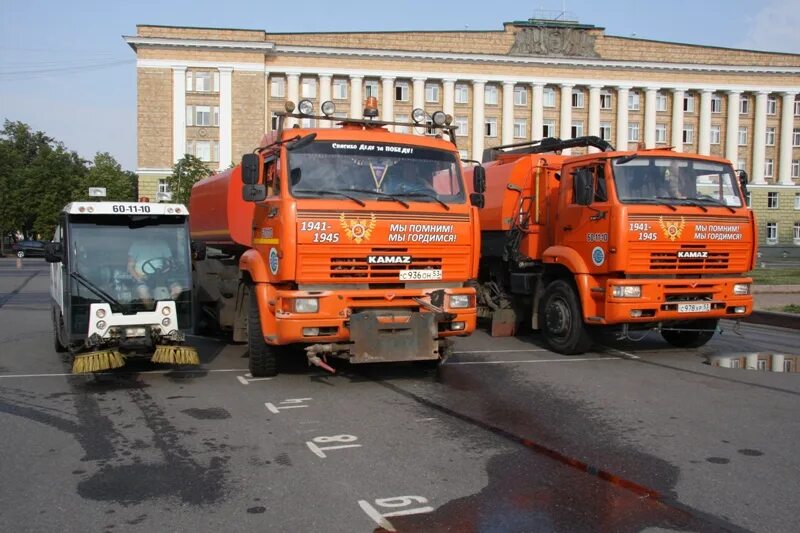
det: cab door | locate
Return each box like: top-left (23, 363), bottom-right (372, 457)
top-left (556, 162), bottom-right (612, 273)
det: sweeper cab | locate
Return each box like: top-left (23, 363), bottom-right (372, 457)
top-left (45, 202), bottom-right (199, 373)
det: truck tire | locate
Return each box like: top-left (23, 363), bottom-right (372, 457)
top-left (661, 319), bottom-right (718, 348)
top-left (53, 308), bottom-right (67, 353)
top-left (17, 250), bottom-right (25, 258)
top-left (539, 279), bottom-right (593, 355)
top-left (247, 288), bottom-right (278, 377)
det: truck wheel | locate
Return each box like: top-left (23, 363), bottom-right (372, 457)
top-left (247, 288), bottom-right (277, 377)
top-left (53, 309), bottom-right (67, 353)
top-left (539, 280), bottom-right (592, 355)
top-left (17, 250), bottom-right (25, 258)
top-left (661, 319), bottom-right (718, 348)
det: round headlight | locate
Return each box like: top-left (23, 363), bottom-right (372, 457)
top-left (298, 99), bottom-right (314, 115)
top-left (411, 108), bottom-right (427, 124)
top-left (162, 318), bottom-right (171, 327)
top-left (96, 309), bottom-right (106, 319)
top-left (321, 100), bottom-right (336, 116)
top-left (431, 111), bottom-right (446, 126)
top-left (161, 306), bottom-right (171, 316)
top-left (96, 320), bottom-right (107, 330)
top-left (444, 114), bottom-right (453, 125)
top-left (284, 101), bottom-right (296, 113)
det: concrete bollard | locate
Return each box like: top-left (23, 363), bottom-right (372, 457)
top-left (771, 354), bottom-right (785, 372)
top-left (746, 353), bottom-right (759, 370)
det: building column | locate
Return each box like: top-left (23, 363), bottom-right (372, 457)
top-left (349, 75), bottom-right (363, 119)
top-left (442, 78), bottom-right (456, 118)
top-left (412, 77), bottom-right (426, 135)
top-left (644, 86), bottom-right (658, 149)
top-left (263, 72), bottom-right (271, 133)
top-left (381, 76), bottom-right (395, 129)
top-left (616, 85), bottom-right (631, 150)
top-left (671, 88), bottom-right (685, 152)
top-left (285, 72), bottom-right (300, 127)
top-left (698, 89), bottom-right (713, 155)
top-left (218, 67), bottom-right (233, 170)
top-left (752, 90), bottom-right (769, 184)
top-left (778, 91), bottom-right (797, 185)
top-left (531, 83), bottom-right (544, 140)
top-left (172, 66), bottom-right (187, 163)
top-left (587, 85), bottom-right (602, 152)
top-left (502, 81), bottom-right (515, 145)
top-left (725, 91), bottom-right (741, 164)
top-left (471, 80), bottom-right (486, 161)
top-left (318, 74), bottom-right (332, 127)
top-left (560, 84), bottom-right (573, 154)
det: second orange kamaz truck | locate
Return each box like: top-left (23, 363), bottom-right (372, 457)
top-left (190, 98), bottom-right (481, 376)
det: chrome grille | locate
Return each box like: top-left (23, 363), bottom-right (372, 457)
top-left (650, 249), bottom-right (729, 270)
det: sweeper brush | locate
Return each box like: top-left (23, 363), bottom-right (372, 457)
top-left (151, 345), bottom-right (200, 365)
top-left (72, 350), bottom-right (126, 374)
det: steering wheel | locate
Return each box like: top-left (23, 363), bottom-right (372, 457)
top-left (140, 257), bottom-right (174, 276)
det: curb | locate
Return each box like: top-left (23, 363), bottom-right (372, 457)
top-left (743, 310), bottom-right (800, 330)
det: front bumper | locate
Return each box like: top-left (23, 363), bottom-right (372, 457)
top-left (600, 277), bottom-right (753, 324)
top-left (260, 285), bottom-right (477, 345)
top-left (87, 301), bottom-right (182, 342)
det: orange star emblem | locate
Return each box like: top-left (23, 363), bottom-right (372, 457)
top-left (339, 213), bottom-right (377, 244)
top-left (659, 216), bottom-right (686, 242)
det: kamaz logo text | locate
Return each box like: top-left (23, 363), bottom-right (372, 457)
top-left (367, 255), bottom-right (412, 265)
top-left (677, 251), bottom-right (708, 259)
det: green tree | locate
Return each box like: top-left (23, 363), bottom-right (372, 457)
top-left (166, 154), bottom-right (212, 205)
top-left (77, 152), bottom-right (137, 201)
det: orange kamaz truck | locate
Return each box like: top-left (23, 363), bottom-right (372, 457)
top-left (190, 98), bottom-right (480, 376)
top-left (465, 136), bottom-right (756, 354)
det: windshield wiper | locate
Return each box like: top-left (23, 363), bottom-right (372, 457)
top-left (293, 188), bottom-right (365, 207)
top-left (656, 196), bottom-right (707, 212)
top-left (70, 271), bottom-right (121, 310)
top-left (625, 197), bottom-right (678, 211)
top-left (684, 196), bottom-right (736, 213)
top-left (615, 154), bottom-right (638, 165)
top-left (346, 188), bottom-right (410, 208)
top-left (392, 191), bottom-right (450, 210)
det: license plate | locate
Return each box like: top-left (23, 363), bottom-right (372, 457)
top-left (400, 269), bottom-right (442, 281)
top-left (126, 327), bottom-right (147, 337)
top-left (677, 302), bottom-right (711, 313)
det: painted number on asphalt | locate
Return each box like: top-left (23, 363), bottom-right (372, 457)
top-left (306, 434), bottom-right (361, 458)
top-left (236, 373), bottom-right (272, 385)
top-left (265, 398), bottom-right (312, 414)
top-left (357, 496), bottom-right (434, 532)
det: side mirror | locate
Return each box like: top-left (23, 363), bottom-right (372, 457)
top-left (470, 192), bottom-right (485, 209)
top-left (191, 241), bottom-right (207, 261)
top-left (44, 242), bottom-right (64, 263)
top-left (574, 169), bottom-right (594, 206)
top-left (241, 153), bottom-right (261, 185)
top-left (472, 165), bottom-right (486, 194)
top-left (243, 184), bottom-right (267, 202)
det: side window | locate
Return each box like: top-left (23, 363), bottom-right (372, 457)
top-left (594, 165), bottom-right (608, 203)
top-left (265, 160), bottom-right (279, 197)
top-left (571, 166), bottom-right (606, 204)
top-left (572, 167), bottom-right (593, 205)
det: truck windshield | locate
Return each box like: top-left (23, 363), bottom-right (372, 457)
top-left (612, 157), bottom-right (743, 208)
top-left (288, 141), bottom-right (466, 205)
top-left (67, 215), bottom-right (191, 333)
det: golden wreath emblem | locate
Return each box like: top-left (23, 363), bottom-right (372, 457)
top-left (339, 213), bottom-right (377, 244)
top-left (658, 216), bottom-right (686, 242)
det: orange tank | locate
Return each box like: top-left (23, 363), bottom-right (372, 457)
top-left (189, 166), bottom-right (255, 251)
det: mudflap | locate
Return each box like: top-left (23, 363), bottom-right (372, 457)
top-left (491, 308), bottom-right (518, 337)
top-left (349, 311), bottom-right (438, 363)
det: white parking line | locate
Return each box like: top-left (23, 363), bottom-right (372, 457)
top-left (0, 368), bottom-right (248, 379)
top-left (443, 356), bottom-right (621, 365)
top-left (454, 349), bottom-right (549, 354)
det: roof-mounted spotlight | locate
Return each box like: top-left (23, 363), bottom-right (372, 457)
top-left (298, 99), bottom-right (314, 115)
top-left (431, 111), bottom-right (447, 126)
top-left (284, 101), bottom-right (296, 113)
top-left (411, 108), bottom-right (427, 124)
top-left (363, 96), bottom-right (379, 118)
top-left (444, 114), bottom-right (453, 125)
top-left (321, 100), bottom-right (336, 116)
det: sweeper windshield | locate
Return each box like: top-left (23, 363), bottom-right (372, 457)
top-left (66, 214), bottom-right (192, 335)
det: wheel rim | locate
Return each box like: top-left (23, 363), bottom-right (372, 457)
top-left (545, 297), bottom-right (572, 339)
top-left (17, 251), bottom-right (24, 258)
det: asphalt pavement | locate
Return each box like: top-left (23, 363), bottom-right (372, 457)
top-left (1, 257), bottom-right (798, 532)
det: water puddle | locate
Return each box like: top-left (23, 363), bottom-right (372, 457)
top-left (707, 353), bottom-right (798, 373)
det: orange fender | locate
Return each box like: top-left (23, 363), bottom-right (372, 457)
top-left (239, 249), bottom-right (269, 283)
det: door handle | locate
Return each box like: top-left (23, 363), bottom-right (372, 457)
top-left (563, 225), bottom-right (573, 231)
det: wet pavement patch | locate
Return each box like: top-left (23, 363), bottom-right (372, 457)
top-left (247, 506), bottom-right (266, 514)
top-left (181, 407), bottom-right (231, 420)
top-left (706, 457), bottom-right (730, 464)
top-left (738, 448), bottom-right (764, 456)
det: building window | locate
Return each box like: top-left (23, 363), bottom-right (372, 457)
top-left (572, 89), bottom-right (584, 108)
top-left (270, 112), bottom-right (280, 131)
top-left (737, 158), bottom-right (747, 172)
top-left (190, 71), bottom-right (218, 93)
top-left (600, 122), bottom-right (612, 141)
top-left (795, 99), bottom-right (800, 116)
top-left (571, 121), bottom-right (584, 138)
top-left (765, 159), bottom-right (774, 178)
top-left (656, 92), bottom-right (667, 112)
top-left (187, 140), bottom-right (219, 162)
top-left (745, 192), bottom-right (752, 207)
top-left (514, 86), bottom-right (527, 106)
top-left (600, 91), bottom-right (612, 109)
top-left (793, 128), bottom-right (800, 147)
top-left (485, 117), bottom-right (497, 137)
top-left (768, 191), bottom-right (779, 208)
top-left (458, 149), bottom-right (469, 160)
top-left (514, 119), bottom-right (527, 138)
top-left (301, 78), bottom-right (317, 99)
top-left (766, 222), bottom-right (778, 244)
top-left (740, 97), bottom-right (749, 115)
top-left (365, 80), bottom-right (379, 98)
top-left (189, 105), bottom-right (219, 127)
top-left (543, 119), bottom-right (556, 138)
top-left (792, 161), bottom-right (800, 178)
top-left (393, 81), bottom-right (407, 102)
top-left (683, 124), bottom-right (694, 144)
top-left (628, 92), bottom-right (640, 111)
top-left (738, 127), bottom-right (748, 146)
top-left (455, 116), bottom-right (468, 137)
top-left (455, 84), bottom-right (469, 104)
top-left (794, 221), bottom-right (800, 245)
top-left (795, 192), bottom-right (800, 209)
top-left (158, 179), bottom-right (170, 194)
top-left (767, 96), bottom-right (777, 115)
top-left (300, 117), bottom-right (316, 128)
top-left (684, 94), bottom-right (695, 112)
top-left (394, 114), bottom-right (409, 133)
top-left (628, 122), bottom-right (640, 142)
top-left (270, 76), bottom-right (286, 97)
top-left (425, 83), bottom-right (440, 103)
top-left (656, 123), bottom-right (667, 144)
top-left (543, 87), bottom-right (556, 108)
top-left (485, 85), bottom-right (499, 105)
top-left (766, 127), bottom-right (776, 146)
top-left (711, 95), bottom-right (722, 113)
top-left (332, 79), bottom-right (348, 100)
top-left (710, 125), bottom-right (721, 145)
